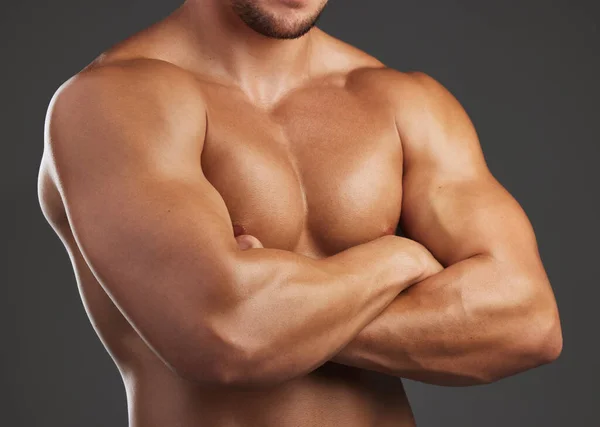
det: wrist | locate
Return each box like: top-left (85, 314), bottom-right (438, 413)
top-left (320, 235), bottom-right (418, 292)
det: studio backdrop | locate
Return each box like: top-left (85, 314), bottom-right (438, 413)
top-left (2, 1), bottom-right (598, 426)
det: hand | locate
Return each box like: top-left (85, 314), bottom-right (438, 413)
top-left (377, 235), bottom-right (444, 284)
top-left (235, 234), bottom-right (264, 250)
top-left (412, 240), bottom-right (444, 281)
top-left (234, 232), bottom-right (442, 281)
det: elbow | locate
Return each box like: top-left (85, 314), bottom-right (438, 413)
top-left (486, 299), bottom-right (563, 384)
top-left (206, 343), bottom-right (289, 389)
top-left (170, 323), bottom-right (281, 389)
top-left (520, 285), bottom-right (563, 368)
top-left (171, 342), bottom-right (261, 388)
top-left (210, 346), bottom-right (272, 388)
top-left (526, 305), bottom-right (563, 366)
top-left (169, 259), bottom-right (297, 388)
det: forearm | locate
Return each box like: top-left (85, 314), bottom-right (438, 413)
top-left (330, 253), bottom-right (562, 386)
top-left (218, 235), bottom-right (425, 386)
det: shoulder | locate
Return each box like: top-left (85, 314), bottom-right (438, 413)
top-left (46, 58), bottom-right (208, 154)
top-left (353, 66), bottom-right (460, 112)
top-left (363, 68), bottom-right (477, 147)
top-left (316, 40), bottom-right (454, 113)
top-left (312, 30), bottom-right (473, 136)
top-left (386, 69), bottom-right (467, 120)
top-left (48, 57), bottom-right (207, 119)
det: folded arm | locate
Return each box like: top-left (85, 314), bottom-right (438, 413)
top-left (42, 60), bottom-right (428, 388)
top-left (330, 71), bottom-right (563, 385)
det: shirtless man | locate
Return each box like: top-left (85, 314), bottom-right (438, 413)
top-left (37, 0), bottom-right (563, 426)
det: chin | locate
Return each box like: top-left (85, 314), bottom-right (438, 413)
top-left (232, 0), bottom-right (328, 39)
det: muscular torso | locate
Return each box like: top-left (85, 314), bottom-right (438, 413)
top-left (201, 71), bottom-right (403, 255)
top-left (40, 18), bottom-right (417, 427)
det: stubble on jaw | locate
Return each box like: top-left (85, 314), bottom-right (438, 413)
top-left (229, 0), bottom-right (328, 39)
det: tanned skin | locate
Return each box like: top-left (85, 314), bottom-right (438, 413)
top-left (37, 1), bottom-right (562, 426)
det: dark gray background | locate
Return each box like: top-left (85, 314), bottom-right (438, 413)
top-left (3, 0), bottom-right (598, 426)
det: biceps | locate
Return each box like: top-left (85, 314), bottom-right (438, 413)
top-left (67, 170), bottom-right (236, 297)
top-left (400, 172), bottom-right (541, 269)
top-left (57, 150), bottom-right (240, 363)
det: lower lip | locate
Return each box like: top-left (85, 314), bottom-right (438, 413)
top-left (277, 0), bottom-right (308, 7)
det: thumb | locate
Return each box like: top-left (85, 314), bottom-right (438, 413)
top-left (235, 234), bottom-right (264, 250)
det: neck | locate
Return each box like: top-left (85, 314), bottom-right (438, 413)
top-left (178, 0), bottom-right (318, 104)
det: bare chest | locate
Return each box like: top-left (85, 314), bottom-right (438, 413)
top-left (201, 85), bottom-right (404, 257)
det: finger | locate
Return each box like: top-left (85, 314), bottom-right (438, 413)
top-left (235, 234), bottom-right (264, 250)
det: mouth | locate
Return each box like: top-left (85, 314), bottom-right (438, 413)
top-left (276, 0), bottom-right (308, 9)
